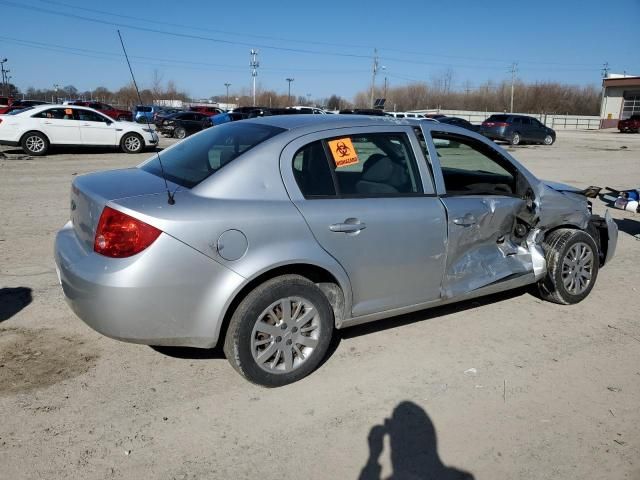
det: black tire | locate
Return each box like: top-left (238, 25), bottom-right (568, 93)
top-left (543, 134), bottom-right (555, 145)
top-left (538, 229), bottom-right (599, 305)
top-left (510, 132), bottom-right (521, 146)
top-left (120, 132), bottom-right (144, 154)
top-left (173, 127), bottom-right (187, 139)
top-left (21, 131), bottom-right (49, 156)
top-left (223, 275), bottom-right (334, 387)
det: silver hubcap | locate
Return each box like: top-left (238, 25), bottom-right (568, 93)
top-left (251, 297), bottom-right (321, 374)
top-left (561, 242), bottom-right (594, 295)
top-left (512, 134), bottom-right (520, 144)
top-left (124, 136), bottom-right (141, 151)
top-left (544, 135), bottom-right (553, 144)
top-left (176, 129), bottom-right (185, 139)
top-left (26, 135), bottom-right (45, 153)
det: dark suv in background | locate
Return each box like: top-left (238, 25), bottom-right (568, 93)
top-left (479, 114), bottom-right (556, 145)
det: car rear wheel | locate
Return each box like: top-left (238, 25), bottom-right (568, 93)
top-left (21, 131), bottom-right (49, 156)
top-left (510, 132), bottom-right (521, 145)
top-left (224, 275), bottom-right (334, 387)
top-left (120, 133), bottom-right (144, 154)
top-left (543, 134), bottom-right (554, 145)
top-left (538, 229), bottom-right (599, 304)
top-left (173, 127), bottom-right (187, 139)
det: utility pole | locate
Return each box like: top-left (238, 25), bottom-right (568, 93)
top-left (250, 49), bottom-right (259, 106)
top-left (601, 62), bottom-right (610, 78)
top-left (224, 82), bottom-right (231, 106)
top-left (370, 48), bottom-right (379, 108)
top-left (53, 83), bottom-right (60, 103)
top-left (509, 62), bottom-right (518, 113)
top-left (0, 58), bottom-right (7, 97)
top-left (286, 78), bottom-right (294, 105)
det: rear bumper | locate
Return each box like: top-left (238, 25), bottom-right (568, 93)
top-left (478, 127), bottom-right (510, 141)
top-left (54, 221), bottom-right (245, 348)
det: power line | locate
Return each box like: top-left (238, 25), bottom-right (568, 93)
top-left (0, 0), bottom-right (608, 73)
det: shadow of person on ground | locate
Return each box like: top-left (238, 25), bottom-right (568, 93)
top-left (359, 401), bottom-right (474, 480)
top-left (0, 287), bottom-right (33, 322)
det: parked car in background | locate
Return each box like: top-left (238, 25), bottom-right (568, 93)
top-left (437, 116), bottom-right (479, 132)
top-left (0, 99), bottom-right (50, 115)
top-left (339, 108), bottom-right (386, 116)
top-left (286, 106), bottom-right (328, 114)
top-left (133, 105), bottom-right (164, 123)
top-left (479, 114), bottom-right (556, 145)
top-left (618, 114), bottom-right (640, 133)
top-left (384, 112), bottom-right (427, 119)
top-left (0, 104), bottom-right (158, 155)
top-left (152, 107), bottom-right (182, 123)
top-left (53, 115), bottom-right (616, 386)
top-left (190, 105), bottom-right (224, 116)
top-left (70, 101), bottom-right (133, 122)
top-left (0, 96), bottom-right (14, 108)
top-left (156, 111), bottom-right (211, 139)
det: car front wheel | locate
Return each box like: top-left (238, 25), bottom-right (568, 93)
top-left (543, 134), bottom-right (554, 145)
top-left (538, 229), bottom-right (599, 304)
top-left (224, 275), bottom-right (334, 387)
top-left (173, 127), bottom-right (187, 139)
top-left (120, 133), bottom-right (144, 154)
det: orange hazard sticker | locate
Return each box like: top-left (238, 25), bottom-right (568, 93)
top-left (64, 108), bottom-right (73, 115)
top-left (328, 138), bottom-right (359, 168)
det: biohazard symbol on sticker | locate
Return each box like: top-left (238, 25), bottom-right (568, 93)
top-left (328, 137), bottom-right (359, 168)
top-left (64, 108), bottom-right (73, 115)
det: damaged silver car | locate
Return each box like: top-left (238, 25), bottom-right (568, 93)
top-left (54, 116), bottom-right (618, 386)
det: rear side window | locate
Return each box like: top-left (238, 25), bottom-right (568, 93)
top-left (292, 141), bottom-right (336, 197)
top-left (292, 133), bottom-right (423, 198)
top-left (140, 122), bottom-right (284, 188)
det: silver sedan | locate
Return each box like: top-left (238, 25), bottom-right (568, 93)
top-left (54, 115), bottom-right (617, 386)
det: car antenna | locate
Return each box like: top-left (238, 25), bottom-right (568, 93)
top-left (117, 29), bottom-right (175, 205)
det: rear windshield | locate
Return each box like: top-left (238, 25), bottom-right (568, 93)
top-left (135, 106), bottom-right (152, 112)
top-left (8, 107), bottom-right (34, 115)
top-left (486, 115), bottom-right (509, 122)
top-left (140, 122), bottom-right (285, 188)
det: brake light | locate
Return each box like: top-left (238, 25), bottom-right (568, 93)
top-left (482, 121), bottom-right (509, 127)
top-left (94, 207), bottom-right (161, 258)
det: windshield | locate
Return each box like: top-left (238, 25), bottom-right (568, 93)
top-left (140, 122), bottom-right (285, 188)
top-left (136, 106), bottom-right (152, 112)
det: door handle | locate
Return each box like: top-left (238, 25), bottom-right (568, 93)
top-left (329, 220), bottom-right (367, 233)
top-left (453, 214), bottom-right (476, 226)
top-left (43, 121), bottom-right (52, 124)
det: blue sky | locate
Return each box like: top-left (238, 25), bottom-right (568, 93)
top-left (0, 0), bottom-right (638, 101)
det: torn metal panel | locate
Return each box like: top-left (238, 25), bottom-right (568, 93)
top-left (440, 196), bottom-right (536, 298)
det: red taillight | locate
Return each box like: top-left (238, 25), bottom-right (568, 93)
top-left (94, 207), bottom-right (161, 258)
top-left (482, 121), bottom-right (509, 127)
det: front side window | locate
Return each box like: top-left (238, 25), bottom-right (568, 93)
top-left (77, 110), bottom-right (109, 122)
top-left (431, 132), bottom-right (515, 196)
top-left (141, 122), bottom-right (284, 188)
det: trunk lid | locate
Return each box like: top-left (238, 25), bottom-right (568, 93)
top-left (70, 167), bottom-right (180, 251)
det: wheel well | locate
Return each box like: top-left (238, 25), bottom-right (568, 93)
top-left (218, 264), bottom-right (346, 345)
top-left (543, 223), bottom-right (606, 265)
top-left (20, 130), bottom-right (49, 144)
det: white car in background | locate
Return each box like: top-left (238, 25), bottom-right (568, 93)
top-left (0, 104), bottom-right (158, 156)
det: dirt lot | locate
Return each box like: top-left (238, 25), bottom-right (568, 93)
top-left (1, 130), bottom-right (639, 479)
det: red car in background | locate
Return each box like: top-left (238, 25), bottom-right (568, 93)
top-left (0, 99), bottom-right (50, 114)
top-left (189, 105), bottom-right (223, 116)
top-left (618, 115), bottom-right (640, 133)
top-left (70, 101), bottom-right (133, 121)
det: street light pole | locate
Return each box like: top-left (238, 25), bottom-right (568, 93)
top-left (0, 58), bottom-right (7, 97)
top-left (286, 78), bottom-right (294, 106)
top-left (224, 82), bottom-right (231, 107)
top-left (53, 83), bottom-right (60, 104)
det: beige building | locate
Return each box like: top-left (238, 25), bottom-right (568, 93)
top-left (600, 74), bottom-right (640, 128)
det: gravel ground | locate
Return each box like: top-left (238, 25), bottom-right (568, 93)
top-left (1, 129), bottom-right (639, 480)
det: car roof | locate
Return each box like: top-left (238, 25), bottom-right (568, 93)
top-left (12, 104), bottom-right (108, 114)
top-left (245, 114), bottom-right (416, 132)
